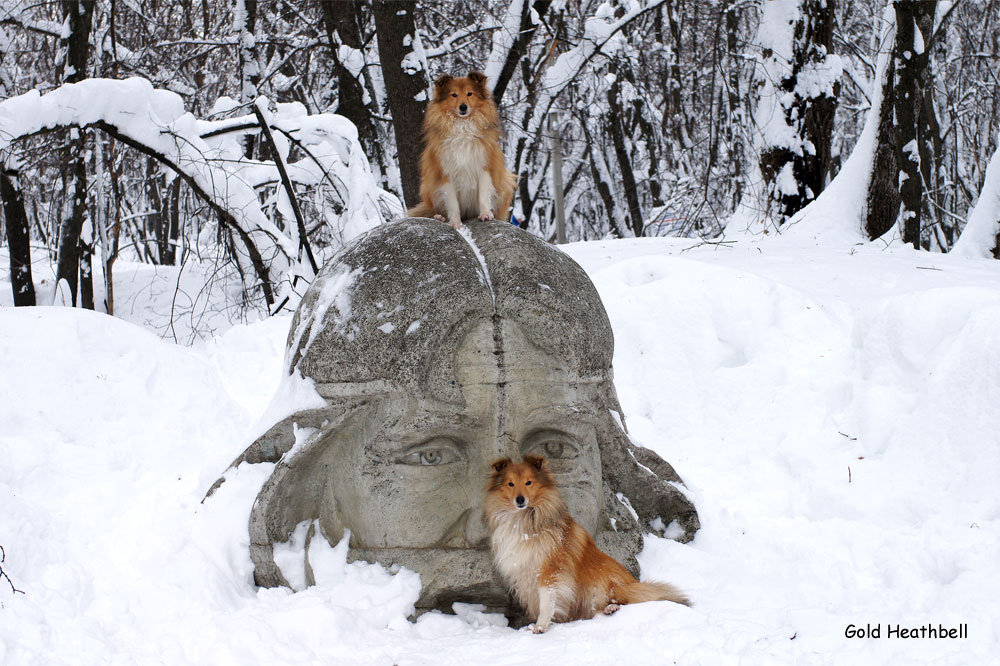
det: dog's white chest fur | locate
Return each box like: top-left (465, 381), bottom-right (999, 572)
top-left (489, 513), bottom-right (558, 617)
top-left (439, 125), bottom-right (487, 217)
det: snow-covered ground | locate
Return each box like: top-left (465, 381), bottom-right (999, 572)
top-left (2, 233), bottom-right (998, 665)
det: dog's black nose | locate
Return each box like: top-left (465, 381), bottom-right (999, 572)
top-left (459, 103), bottom-right (468, 113)
top-left (515, 495), bottom-right (526, 507)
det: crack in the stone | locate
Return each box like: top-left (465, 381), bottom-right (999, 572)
top-left (457, 225), bottom-right (507, 455)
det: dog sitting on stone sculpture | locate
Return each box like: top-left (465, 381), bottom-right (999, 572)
top-left (407, 71), bottom-right (517, 229)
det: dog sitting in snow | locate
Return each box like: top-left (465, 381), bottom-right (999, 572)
top-left (485, 456), bottom-right (690, 633)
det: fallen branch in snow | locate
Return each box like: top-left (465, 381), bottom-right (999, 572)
top-left (680, 239), bottom-right (738, 253)
top-left (0, 544), bottom-right (25, 596)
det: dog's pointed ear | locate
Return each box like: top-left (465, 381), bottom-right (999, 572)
top-left (523, 454), bottom-right (546, 471)
top-left (468, 72), bottom-right (490, 96)
top-left (433, 74), bottom-right (454, 101)
top-left (491, 458), bottom-right (511, 474)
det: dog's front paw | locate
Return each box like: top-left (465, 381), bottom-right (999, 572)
top-left (478, 211), bottom-right (494, 221)
top-left (433, 214), bottom-right (446, 222)
top-left (530, 622), bottom-right (549, 634)
top-left (449, 218), bottom-right (464, 230)
top-left (603, 603), bottom-right (620, 615)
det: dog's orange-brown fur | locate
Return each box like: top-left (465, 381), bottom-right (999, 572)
top-left (408, 72), bottom-right (517, 229)
top-left (485, 456), bottom-right (689, 633)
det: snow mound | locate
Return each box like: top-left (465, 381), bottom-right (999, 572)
top-left (2, 235), bottom-right (999, 664)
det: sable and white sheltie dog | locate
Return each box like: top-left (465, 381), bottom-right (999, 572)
top-left (485, 456), bottom-right (690, 633)
top-left (407, 71), bottom-right (517, 229)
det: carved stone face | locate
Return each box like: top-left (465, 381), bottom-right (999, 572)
top-left (318, 320), bottom-right (603, 553)
top-left (210, 219), bottom-right (699, 618)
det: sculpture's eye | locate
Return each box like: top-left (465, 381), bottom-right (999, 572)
top-left (524, 432), bottom-right (579, 460)
top-left (543, 440), bottom-right (565, 458)
top-left (419, 450), bottom-right (442, 465)
top-left (396, 438), bottom-right (464, 466)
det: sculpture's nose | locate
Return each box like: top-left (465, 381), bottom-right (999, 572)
top-left (464, 503), bottom-right (489, 547)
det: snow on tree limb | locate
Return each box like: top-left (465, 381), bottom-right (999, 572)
top-left (0, 77), bottom-right (400, 310)
top-left (423, 22), bottom-right (500, 60)
top-left (0, 5), bottom-right (141, 70)
top-left (952, 136), bottom-right (1000, 258)
top-left (484, 0), bottom-right (526, 89)
top-left (775, 7), bottom-right (896, 244)
top-left (524, 0), bottom-right (668, 140)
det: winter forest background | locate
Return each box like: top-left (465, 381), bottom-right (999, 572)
top-left (4, 3), bottom-right (1000, 663)
top-left (1, 0), bottom-right (1000, 326)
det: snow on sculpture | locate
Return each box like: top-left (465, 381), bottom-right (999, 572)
top-left (208, 217), bottom-right (699, 619)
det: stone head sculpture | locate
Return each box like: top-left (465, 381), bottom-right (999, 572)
top-left (210, 218), bottom-right (698, 617)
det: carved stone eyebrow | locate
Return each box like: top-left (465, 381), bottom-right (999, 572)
top-left (379, 410), bottom-right (484, 444)
top-left (525, 404), bottom-right (599, 424)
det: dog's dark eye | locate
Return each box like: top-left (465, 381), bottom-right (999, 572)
top-left (525, 480), bottom-right (532, 486)
top-left (466, 91), bottom-right (472, 96)
top-left (507, 481), bottom-right (514, 487)
top-left (451, 92), bottom-right (457, 97)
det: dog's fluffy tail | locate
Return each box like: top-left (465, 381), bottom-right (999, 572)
top-left (407, 202), bottom-right (437, 219)
top-left (617, 580), bottom-right (691, 607)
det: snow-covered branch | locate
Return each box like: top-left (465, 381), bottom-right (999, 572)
top-left (0, 77), bottom-right (401, 310)
top-left (524, 0), bottom-right (668, 140)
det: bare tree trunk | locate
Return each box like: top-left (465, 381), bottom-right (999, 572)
top-left (489, 0), bottom-right (553, 105)
top-left (757, 0), bottom-right (839, 223)
top-left (235, 0), bottom-right (259, 158)
top-left (865, 49), bottom-right (900, 240)
top-left (607, 64), bottom-right (644, 236)
top-left (372, 0), bottom-right (428, 208)
top-left (54, 0), bottom-right (96, 308)
top-left (921, 77), bottom-right (947, 248)
top-left (799, 0), bottom-right (838, 201)
top-left (0, 26), bottom-right (33, 307)
top-left (93, 130), bottom-right (114, 314)
top-left (321, 0), bottom-right (387, 184)
top-left (583, 122), bottom-right (624, 239)
top-left (724, 1), bottom-right (745, 209)
top-left (953, 134), bottom-right (1000, 258)
top-left (893, 0), bottom-right (937, 249)
top-left (146, 159), bottom-right (167, 264)
top-left (665, 2), bottom-right (685, 151)
top-left (1, 168), bottom-right (36, 306)
top-left (166, 178), bottom-right (181, 265)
